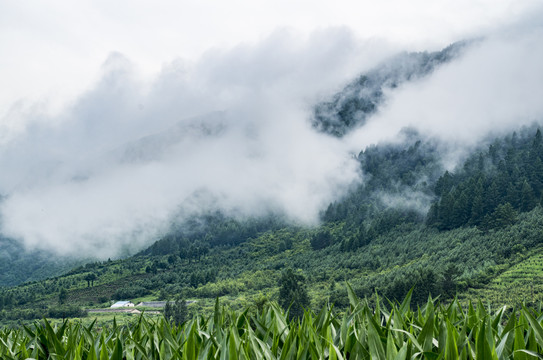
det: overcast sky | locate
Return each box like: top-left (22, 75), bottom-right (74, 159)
top-left (1, 0), bottom-right (539, 118)
top-left (1, 1), bottom-right (542, 258)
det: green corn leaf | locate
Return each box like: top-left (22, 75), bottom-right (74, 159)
top-left (476, 320), bottom-right (498, 360)
top-left (367, 314), bottom-right (385, 360)
top-left (398, 287), bottom-right (413, 316)
top-left (444, 318), bottom-right (459, 360)
top-left (496, 331), bottom-right (512, 360)
top-left (514, 323), bottom-right (530, 360)
top-left (522, 306), bottom-right (543, 350)
top-left (386, 331), bottom-right (398, 360)
top-left (514, 349), bottom-right (543, 359)
top-left (419, 303), bottom-right (436, 353)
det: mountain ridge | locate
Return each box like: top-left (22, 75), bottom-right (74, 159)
top-left (311, 41), bottom-right (469, 137)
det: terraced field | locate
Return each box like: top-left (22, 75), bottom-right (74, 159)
top-left (463, 251), bottom-right (543, 308)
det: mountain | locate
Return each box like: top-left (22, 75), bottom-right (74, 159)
top-left (0, 112), bottom-right (229, 287)
top-left (311, 41), bottom-right (469, 137)
top-left (3, 126), bottom-right (543, 323)
top-left (111, 111), bottom-right (227, 164)
top-left (2, 41), bottom-right (543, 323)
top-left (0, 237), bottom-right (85, 287)
top-left (0, 42), bottom-right (469, 288)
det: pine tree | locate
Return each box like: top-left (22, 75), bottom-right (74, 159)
top-left (58, 288), bottom-right (67, 305)
top-left (451, 191), bottom-right (470, 227)
top-left (533, 129), bottom-right (543, 154)
top-left (426, 202), bottom-right (440, 227)
top-left (504, 182), bottom-right (520, 209)
top-left (434, 171), bottom-right (454, 196)
top-left (437, 192), bottom-right (455, 230)
top-left (469, 177), bottom-right (485, 225)
top-left (470, 194), bottom-right (484, 226)
top-left (279, 269), bottom-right (309, 320)
top-left (520, 180), bottom-right (537, 212)
top-left (485, 181), bottom-right (501, 213)
top-left (442, 264), bottom-right (460, 297)
top-left (530, 157), bottom-right (543, 196)
top-left (164, 297), bottom-right (188, 326)
top-left (310, 230), bottom-right (333, 250)
top-left (489, 202), bottom-right (518, 229)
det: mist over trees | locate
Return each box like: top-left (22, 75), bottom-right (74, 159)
top-left (4, 126), bottom-right (543, 320)
top-left (6, 9), bottom-right (543, 359)
top-left (427, 129), bottom-right (543, 230)
top-left (1, 23), bottom-right (543, 328)
top-left (312, 41), bottom-right (468, 137)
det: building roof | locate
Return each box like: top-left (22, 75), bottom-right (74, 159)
top-left (136, 300), bottom-right (196, 307)
top-left (136, 301), bottom-right (169, 308)
top-left (111, 301), bottom-right (133, 308)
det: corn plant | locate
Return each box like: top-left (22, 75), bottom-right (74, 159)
top-left (3, 288), bottom-right (543, 359)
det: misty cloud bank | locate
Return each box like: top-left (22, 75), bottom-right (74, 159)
top-left (1, 17), bottom-right (543, 258)
top-left (344, 23), bottom-right (543, 164)
top-left (0, 28), bottom-right (393, 257)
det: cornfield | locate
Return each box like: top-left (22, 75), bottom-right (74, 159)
top-left (3, 287), bottom-right (543, 359)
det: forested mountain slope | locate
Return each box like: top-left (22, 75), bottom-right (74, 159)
top-left (0, 237), bottom-right (85, 287)
top-left (3, 127), bottom-right (543, 323)
top-left (427, 129), bottom-right (543, 230)
top-left (312, 41), bottom-right (468, 137)
top-left (0, 41), bottom-right (470, 288)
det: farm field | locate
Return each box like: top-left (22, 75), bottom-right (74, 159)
top-left (461, 252), bottom-right (543, 307)
top-left (3, 290), bottom-right (543, 359)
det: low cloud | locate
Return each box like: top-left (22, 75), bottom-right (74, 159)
top-left (0, 28), bottom-right (393, 257)
top-left (345, 20), bottom-right (543, 166)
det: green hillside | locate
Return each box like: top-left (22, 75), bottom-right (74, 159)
top-left (463, 251), bottom-right (543, 306)
top-left (2, 127), bottom-right (543, 325)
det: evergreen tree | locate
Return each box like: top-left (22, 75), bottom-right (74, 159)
top-left (504, 182), bottom-right (520, 208)
top-left (530, 157), bottom-right (543, 196)
top-left (434, 171), bottom-right (454, 196)
top-left (533, 129), bottom-right (542, 153)
top-left (164, 297), bottom-right (188, 326)
top-left (426, 202), bottom-right (440, 227)
top-left (437, 192), bottom-right (454, 230)
top-left (469, 178), bottom-right (485, 225)
top-left (451, 191), bottom-right (470, 228)
top-left (485, 181), bottom-right (501, 214)
top-left (412, 268), bottom-right (438, 305)
top-left (442, 264), bottom-right (460, 297)
top-left (279, 269), bottom-right (309, 320)
top-left (428, 129), bottom-right (543, 230)
top-left (310, 230), bottom-right (333, 250)
top-left (520, 180), bottom-right (537, 212)
top-left (485, 202), bottom-right (517, 229)
top-left (83, 273), bottom-right (97, 287)
top-left (58, 288), bottom-right (67, 305)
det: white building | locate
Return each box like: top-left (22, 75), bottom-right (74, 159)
top-left (111, 301), bottom-right (134, 308)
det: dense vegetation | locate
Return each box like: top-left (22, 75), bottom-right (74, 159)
top-left (2, 35), bottom-right (543, 357)
top-left (427, 129), bottom-right (543, 230)
top-left (4, 290), bottom-right (543, 359)
top-left (0, 237), bottom-right (85, 287)
top-left (3, 127), bottom-right (543, 327)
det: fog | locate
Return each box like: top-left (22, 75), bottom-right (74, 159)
top-left (345, 23), bottom-right (543, 167)
top-left (1, 12), bottom-right (543, 258)
top-left (0, 29), bottom-right (393, 257)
